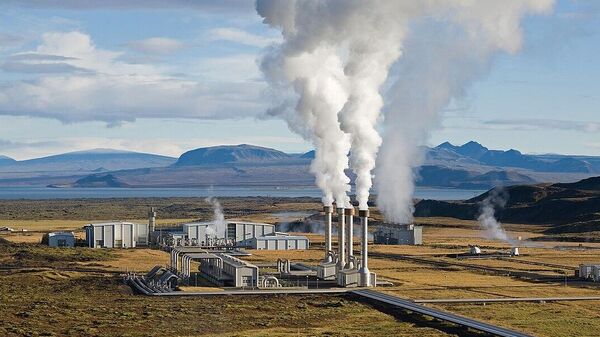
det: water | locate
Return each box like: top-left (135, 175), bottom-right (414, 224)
top-left (0, 186), bottom-right (485, 200)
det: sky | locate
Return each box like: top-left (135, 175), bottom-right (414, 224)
top-left (0, 0), bottom-right (598, 160)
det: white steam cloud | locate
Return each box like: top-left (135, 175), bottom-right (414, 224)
top-left (205, 196), bottom-right (227, 238)
top-left (257, 1), bottom-right (554, 219)
top-left (477, 188), bottom-right (512, 243)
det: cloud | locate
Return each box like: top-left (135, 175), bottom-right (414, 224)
top-left (484, 118), bottom-right (600, 132)
top-left (2, 0), bottom-right (254, 12)
top-left (0, 33), bottom-right (24, 48)
top-left (208, 27), bottom-right (280, 47)
top-left (1, 60), bottom-right (90, 73)
top-left (0, 31), bottom-right (265, 125)
top-left (125, 37), bottom-right (185, 55)
top-left (2, 52), bottom-right (89, 73)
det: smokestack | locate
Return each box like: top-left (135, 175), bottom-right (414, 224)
top-left (323, 205), bottom-right (333, 262)
top-left (337, 207), bottom-right (346, 270)
top-left (358, 208), bottom-right (371, 286)
top-left (345, 207), bottom-right (355, 269)
top-left (148, 207), bottom-right (156, 243)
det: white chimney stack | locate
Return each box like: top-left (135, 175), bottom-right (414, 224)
top-left (345, 207), bottom-right (355, 269)
top-left (148, 207), bottom-right (156, 243)
top-left (358, 208), bottom-right (372, 286)
top-left (337, 207), bottom-right (346, 270)
top-left (323, 205), bottom-right (333, 262)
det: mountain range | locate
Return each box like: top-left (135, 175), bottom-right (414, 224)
top-left (0, 142), bottom-right (598, 188)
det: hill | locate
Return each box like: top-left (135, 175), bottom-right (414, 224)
top-left (0, 155), bottom-right (16, 166)
top-left (0, 149), bottom-right (176, 173)
top-left (174, 144), bottom-right (290, 166)
top-left (414, 176), bottom-right (600, 236)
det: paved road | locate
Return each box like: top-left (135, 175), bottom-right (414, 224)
top-left (352, 289), bottom-right (533, 337)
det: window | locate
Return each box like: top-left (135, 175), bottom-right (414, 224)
top-left (242, 276), bottom-right (253, 287)
top-left (227, 223), bottom-right (236, 240)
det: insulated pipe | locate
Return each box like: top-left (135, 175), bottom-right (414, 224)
top-left (345, 207), bottom-right (355, 269)
top-left (337, 207), bottom-right (346, 270)
top-left (323, 205), bottom-right (333, 262)
top-left (358, 209), bottom-right (371, 286)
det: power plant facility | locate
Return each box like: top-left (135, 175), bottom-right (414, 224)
top-left (316, 206), bottom-right (377, 287)
top-left (373, 224), bottom-right (423, 245)
top-left (125, 202), bottom-right (383, 293)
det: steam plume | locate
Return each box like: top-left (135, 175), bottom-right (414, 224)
top-left (257, 0), bottom-right (554, 219)
top-left (477, 188), bottom-right (512, 243)
top-left (205, 196), bottom-right (226, 238)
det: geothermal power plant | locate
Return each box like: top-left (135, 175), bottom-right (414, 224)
top-left (115, 203), bottom-right (381, 291)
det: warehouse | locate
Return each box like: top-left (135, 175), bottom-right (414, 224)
top-left (182, 222), bottom-right (211, 244)
top-left (198, 253), bottom-right (259, 287)
top-left (239, 233), bottom-right (309, 250)
top-left (43, 232), bottom-right (76, 247)
top-left (374, 224), bottom-right (423, 245)
top-left (85, 222), bottom-right (149, 248)
top-left (225, 221), bottom-right (275, 242)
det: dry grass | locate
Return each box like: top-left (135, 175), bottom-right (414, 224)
top-left (77, 249), bottom-right (170, 272)
top-left (2, 197), bottom-right (600, 337)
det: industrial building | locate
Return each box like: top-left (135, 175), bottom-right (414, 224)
top-left (155, 219), bottom-right (290, 250)
top-left (579, 264), bottom-right (600, 282)
top-left (374, 224), bottom-right (422, 245)
top-left (225, 221), bottom-right (275, 242)
top-left (239, 233), bottom-right (309, 250)
top-left (43, 232), bottom-right (76, 247)
top-left (199, 253), bottom-right (259, 287)
top-left (84, 222), bottom-right (149, 248)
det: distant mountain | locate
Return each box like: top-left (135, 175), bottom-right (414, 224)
top-left (0, 155), bottom-right (16, 166)
top-left (2, 142), bottom-right (600, 189)
top-left (0, 149), bottom-right (176, 173)
top-left (427, 141), bottom-right (598, 173)
top-left (174, 144), bottom-right (291, 166)
top-left (300, 150), bottom-right (315, 159)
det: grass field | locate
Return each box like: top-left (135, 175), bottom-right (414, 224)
top-left (2, 197), bottom-right (600, 336)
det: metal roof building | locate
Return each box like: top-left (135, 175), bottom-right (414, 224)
top-left (84, 222), bottom-right (149, 248)
top-left (198, 252), bottom-right (259, 287)
top-left (239, 233), bottom-right (309, 250)
top-left (225, 221), bottom-right (275, 242)
top-left (43, 232), bottom-right (76, 247)
top-left (374, 224), bottom-right (423, 245)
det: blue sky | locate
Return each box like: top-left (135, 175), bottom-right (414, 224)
top-left (0, 0), bottom-right (598, 160)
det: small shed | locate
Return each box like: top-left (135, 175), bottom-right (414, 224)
top-left (43, 232), bottom-right (76, 247)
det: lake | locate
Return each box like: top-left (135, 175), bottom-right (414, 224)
top-left (0, 186), bottom-right (485, 200)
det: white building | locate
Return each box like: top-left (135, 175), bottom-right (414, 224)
top-left (579, 264), bottom-right (600, 282)
top-left (182, 222), bottom-right (210, 244)
top-left (44, 232), bottom-right (76, 247)
top-left (374, 225), bottom-right (423, 245)
top-left (239, 233), bottom-right (310, 250)
top-left (225, 221), bottom-right (275, 242)
top-left (85, 222), bottom-right (149, 248)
